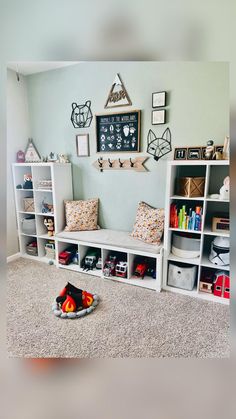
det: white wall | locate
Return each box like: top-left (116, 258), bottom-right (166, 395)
top-left (7, 69), bottom-right (31, 257)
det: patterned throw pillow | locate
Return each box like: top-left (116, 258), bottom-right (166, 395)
top-left (131, 201), bottom-right (165, 244)
top-left (64, 199), bottom-right (99, 231)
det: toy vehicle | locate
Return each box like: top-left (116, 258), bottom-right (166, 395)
top-left (146, 260), bottom-right (156, 279)
top-left (115, 261), bottom-right (128, 278)
top-left (81, 249), bottom-right (100, 271)
top-left (103, 255), bottom-right (117, 277)
top-left (59, 246), bottom-right (77, 265)
top-left (213, 271), bottom-right (230, 299)
top-left (96, 257), bottom-right (102, 269)
top-left (133, 261), bottom-right (148, 279)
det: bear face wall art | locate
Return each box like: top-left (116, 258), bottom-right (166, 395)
top-left (71, 100), bottom-right (93, 128)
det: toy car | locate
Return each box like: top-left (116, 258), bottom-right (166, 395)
top-left (103, 255), bottom-right (117, 277)
top-left (146, 260), bottom-right (156, 279)
top-left (81, 249), bottom-right (100, 271)
top-left (96, 257), bottom-right (102, 269)
top-left (59, 246), bottom-right (77, 265)
top-left (133, 261), bottom-right (148, 279)
top-left (115, 261), bottom-right (128, 278)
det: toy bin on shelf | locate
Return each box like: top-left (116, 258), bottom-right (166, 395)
top-left (178, 177), bottom-right (205, 197)
top-left (172, 233), bottom-right (200, 259)
top-left (23, 197), bottom-right (35, 212)
top-left (21, 216), bottom-right (36, 235)
top-left (26, 240), bottom-right (38, 256)
top-left (168, 262), bottom-right (197, 291)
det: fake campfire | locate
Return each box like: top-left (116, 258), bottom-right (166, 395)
top-left (52, 282), bottom-right (99, 319)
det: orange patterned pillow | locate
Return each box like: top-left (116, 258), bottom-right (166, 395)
top-left (131, 201), bottom-right (165, 244)
top-left (64, 199), bottom-right (99, 231)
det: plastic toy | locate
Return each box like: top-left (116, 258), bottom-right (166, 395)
top-left (199, 270), bottom-right (213, 293)
top-left (59, 246), bottom-right (77, 265)
top-left (44, 217), bottom-right (54, 237)
top-left (133, 262), bottom-right (148, 279)
top-left (81, 249), bottom-right (100, 271)
top-left (146, 260), bottom-right (156, 279)
top-left (103, 254), bottom-right (118, 277)
top-left (42, 199), bottom-right (54, 213)
top-left (52, 282), bottom-right (99, 319)
top-left (213, 271), bottom-right (230, 299)
top-left (205, 140), bottom-right (214, 160)
top-left (115, 261), bottom-right (128, 278)
top-left (209, 236), bottom-right (229, 266)
top-left (57, 154), bottom-right (70, 163)
top-left (96, 257), bottom-right (102, 269)
top-left (23, 173), bottom-right (33, 189)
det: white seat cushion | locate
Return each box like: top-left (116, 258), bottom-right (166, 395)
top-left (56, 229), bottom-right (162, 254)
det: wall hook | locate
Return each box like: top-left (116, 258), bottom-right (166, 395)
top-left (118, 158), bottom-right (124, 168)
top-left (129, 158), bottom-right (134, 167)
top-left (108, 158), bottom-right (113, 168)
top-left (98, 157), bottom-right (103, 172)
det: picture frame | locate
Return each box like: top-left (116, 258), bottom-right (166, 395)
top-left (152, 109), bottom-right (165, 125)
top-left (187, 147), bottom-right (201, 160)
top-left (174, 147), bottom-right (187, 160)
top-left (96, 110), bottom-right (141, 153)
top-left (201, 146), bottom-right (207, 160)
top-left (152, 91), bottom-right (166, 108)
top-left (76, 134), bottom-right (90, 157)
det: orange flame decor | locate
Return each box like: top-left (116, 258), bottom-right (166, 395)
top-left (62, 295), bottom-right (76, 312)
top-left (82, 291), bottom-right (94, 308)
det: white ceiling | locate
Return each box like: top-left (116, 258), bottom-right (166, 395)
top-left (7, 61), bottom-right (79, 76)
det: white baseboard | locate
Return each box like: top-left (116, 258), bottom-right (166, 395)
top-left (7, 253), bottom-right (20, 263)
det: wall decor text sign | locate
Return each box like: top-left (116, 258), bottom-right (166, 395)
top-left (96, 110), bottom-right (141, 153)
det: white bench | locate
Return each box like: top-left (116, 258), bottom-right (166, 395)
top-left (55, 229), bottom-right (163, 291)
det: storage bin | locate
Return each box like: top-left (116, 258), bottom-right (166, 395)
top-left (23, 197), bottom-right (35, 212)
top-left (178, 177), bottom-right (205, 197)
top-left (26, 241), bottom-right (38, 256)
top-left (21, 216), bottom-right (36, 235)
top-left (172, 233), bottom-right (200, 259)
top-left (168, 262), bottom-right (197, 290)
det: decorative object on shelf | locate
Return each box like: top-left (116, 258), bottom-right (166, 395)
top-left (16, 184), bottom-right (22, 189)
top-left (170, 204), bottom-right (202, 231)
top-left (178, 176), bottom-right (205, 197)
top-left (21, 216), bottom-right (36, 235)
top-left (212, 216), bottom-right (229, 233)
top-left (152, 91), bottom-right (166, 108)
top-left (168, 262), bottom-right (197, 291)
top-left (187, 147), bottom-right (201, 160)
top-left (213, 271), bottom-right (230, 299)
top-left (52, 282), bottom-right (99, 319)
top-left (147, 127), bottom-right (172, 161)
top-left (42, 198), bottom-right (54, 214)
top-left (222, 136), bottom-right (230, 160)
top-left (25, 138), bottom-right (41, 162)
top-left (199, 270), bottom-right (213, 294)
top-left (209, 236), bottom-right (230, 266)
top-left (152, 109), bottom-right (165, 125)
top-left (104, 73), bottom-right (132, 109)
top-left (214, 146), bottom-right (223, 160)
top-left (76, 134), bottom-right (89, 157)
top-left (93, 156), bottom-right (148, 172)
top-left (71, 100), bottom-right (93, 128)
top-left (45, 241), bottom-right (55, 259)
top-left (96, 110), bottom-right (141, 153)
top-left (16, 150), bottom-right (25, 163)
top-left (174, 147), bottom-right (187, 160)
top-left (57, 154), bottom-right (70, 163)
top-left (47, 152), bottom-right (58, 162)
top-left (23, 197), bottom-right (35, 213)
top-left (44, 217), bottom-right (54, 237)
top-left (171, 233), bottom-right (200, 259)
top-left (23, 173), bottom-right (33, 189)
top-left (205, 140), bottom-right (214, 160)
top-left (37, 179), bottom-right (52, 190)
top-left (26, 241), bottom-right (38, 256)
top-left (219, 176), bottom-right (230, 200)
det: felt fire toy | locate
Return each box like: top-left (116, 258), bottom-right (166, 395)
top-left (52, 282), bottom-right (99, 319)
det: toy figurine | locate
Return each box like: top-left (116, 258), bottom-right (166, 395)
top-left (219, 176), bottom-right (230, 200)
top-left (44, 217), bottom-right (54, 236)
top-left (23, 173), bottom-right (33, 189)
top-left (57, 154), bottom-right (70, 163)
top-left (16, 150), bottom-right (25, 163)
top-left (205, 140), bottom-right (214, 160)
top-left (42, 199), bottom-right (54, 213)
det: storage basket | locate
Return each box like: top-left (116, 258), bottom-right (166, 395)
top-left (23, 197), bottom-right (35, 212)
top-left (26, 241), bottom-right (38, 256)
top-left (21, 216), bottom-right (36, 235)
top-left (172, 233), bottom-right (200, 259)
top-left (168, 262), bottom-right (197, 290)
top-left (45, 243), bottom-right (55, 259)
top-left (178, 177), bottom-right (205, 197)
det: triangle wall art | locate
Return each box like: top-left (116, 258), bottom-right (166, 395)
top-left (104, 73), bottom-right (132, 109)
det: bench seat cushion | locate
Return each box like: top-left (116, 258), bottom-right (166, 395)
top-left (56, 229), bottom-right (162, 254)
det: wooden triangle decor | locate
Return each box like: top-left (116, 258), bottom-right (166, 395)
top-left (25, 138), bottom-right (41, 162)
top-left (104, 73), bottom-right (132, 109)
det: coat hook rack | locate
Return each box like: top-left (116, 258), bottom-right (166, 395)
top-left (93, 156), bottom-right (148, 172)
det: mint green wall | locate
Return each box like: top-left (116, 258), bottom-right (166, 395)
top-left (26, 62), bottom-right (229, 231)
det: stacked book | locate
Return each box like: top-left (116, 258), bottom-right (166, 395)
top-left (170, 203), bottom-right (202, 231)
top-left (37, 179), bottom-right (52, 190)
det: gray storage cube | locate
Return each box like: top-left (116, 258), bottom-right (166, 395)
top-left (168, 262), bottom-right (197, 290)
top-left (21, 216), bottom-right (36, 235)
top-left (172, 233), bottom-right (200, 259)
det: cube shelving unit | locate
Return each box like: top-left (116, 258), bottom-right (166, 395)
top-left (12, 163), bottom-right (73, 263)
top-left (163, 160), bottom-right (230, 305)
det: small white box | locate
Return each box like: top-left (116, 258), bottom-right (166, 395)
top-left (168, 263), bottom-right (197, 291)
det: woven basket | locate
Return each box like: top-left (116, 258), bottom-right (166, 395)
top-left (178, 177), bottom-right (205, 197)
top-left (23, 198), bottom-right (35, 212)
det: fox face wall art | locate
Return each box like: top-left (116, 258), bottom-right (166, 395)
top-left (147, 127), bottom-right (172, 161)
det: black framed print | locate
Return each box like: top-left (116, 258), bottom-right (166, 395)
top-left (174, 147), bottom-right (187, 160)
top-left (187, 147), bottom-right (201, 160)
top-left (152, 109), bottom-right (165, 125)
top-left (76, 134), bottom-right (89, 156)
top-left (152, 91), bottom-right (166, 108)
top-left (96, 110), bottom-right (141, 153)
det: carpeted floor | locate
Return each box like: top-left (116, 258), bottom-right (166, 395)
top-left (7, 258), bottom-right (230, 358)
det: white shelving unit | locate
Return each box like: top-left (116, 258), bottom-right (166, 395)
top-left (12, 163), bottom-right (73, 264)
top-left (163, 160), bottom-right (230, 305)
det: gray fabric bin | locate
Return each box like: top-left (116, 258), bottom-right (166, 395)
top-left (21, 216), bottom-right (36, 235)
top-left (172, 233), bottom-right (200, 259)
top-left (168, 262), bottom-right (197, 290)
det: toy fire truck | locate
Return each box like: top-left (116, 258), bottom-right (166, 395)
top-left (213, 271), bottom-right (230, 299)
top-left (103, 254), bottom-right (117, 277)
top-left (115, 261), bottom-right (128, 278)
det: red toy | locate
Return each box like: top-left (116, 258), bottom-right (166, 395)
top-left (213, 271), bottom-right (230, 299)
top-left (133, 262), bottom-right (148, 279)
top-left (57, 283), bottom-right (94, 312)
top-left (103, 255), bottom-right (117, 277)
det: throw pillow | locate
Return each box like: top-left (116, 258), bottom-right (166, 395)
top-left (131, 201), bottom-right (165, 244)
top-left (64, 199), bottom-right (99, 231)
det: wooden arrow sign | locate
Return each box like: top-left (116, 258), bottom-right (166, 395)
top-left (93, 156), bottom-right (148, 172)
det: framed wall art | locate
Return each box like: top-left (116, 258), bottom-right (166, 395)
top-left (104, 73), bottom-right (132, 109)
top-left (152, 91), bottom-right (166, 108)
top-left (152, 109), bottom-right (165, 125)
top-left (174, 147), bottom-right (187, 160)
top-left (96, 110), bottom-right (141, 153)
top-left (76, 134), bottom-right (90, 157)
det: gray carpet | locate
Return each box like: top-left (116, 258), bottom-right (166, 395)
top-left (7, 258), bottom-right (230, 358)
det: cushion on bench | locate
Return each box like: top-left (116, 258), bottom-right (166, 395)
top-left (56, 229), bottom-right (162, 254)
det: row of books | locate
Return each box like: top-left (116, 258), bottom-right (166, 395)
top-left (170, 204), bottom-right (202, 231)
